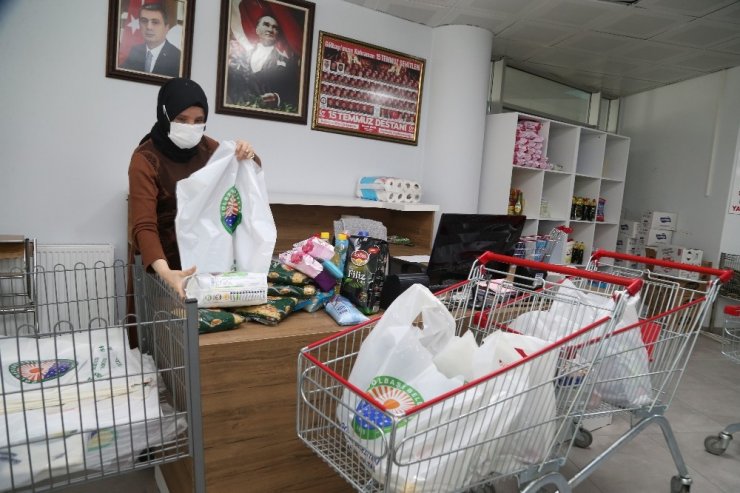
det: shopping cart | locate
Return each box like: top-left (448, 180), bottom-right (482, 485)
top-left (703, 304), bottom-right (740, 457)
top-left (555, 249), bottom-right (733, 493)
top-left (0, 260), bottom-right (204, 492)
top-left (513, 227), bottom-right (569, 263)
top-left (297, 252), bottom-right (643, 493)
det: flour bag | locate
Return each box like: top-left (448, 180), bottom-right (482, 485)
top-left (176, 141), bottom-right (276, 273)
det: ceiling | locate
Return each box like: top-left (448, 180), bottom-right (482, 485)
top-left (341, 0), bottom-right (740, 97)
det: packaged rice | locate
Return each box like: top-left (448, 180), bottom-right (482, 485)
top-left (267, 259), bottom-right (311, 286)
top-left (198, 309), bottom-right (245, 334)
top-left (232, 296), bottom-right (299, 326)
top-left (267, 283), bottom-right (317, 298)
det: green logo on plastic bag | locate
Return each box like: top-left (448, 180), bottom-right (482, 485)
top-left (220, 186), bottom-right (242, 234)
top-left (352, 376), bottom-right (424, 440)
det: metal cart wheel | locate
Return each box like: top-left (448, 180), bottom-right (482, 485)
top-left (573, 427), bottom-right (593, 448)
top-left (704, 434), bottom-right (730, 456)
top-left (670, 475), bottom-right (691, 493)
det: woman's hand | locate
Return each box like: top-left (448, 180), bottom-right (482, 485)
top-left (152, 259), bottom-right (195, 298)
top-left (234, 140), bottom-right (257, 163)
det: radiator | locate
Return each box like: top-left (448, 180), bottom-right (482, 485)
top-left (1, 244), bottom-right (119, 335)
top-left (36, 243), bottom-right (116, 270)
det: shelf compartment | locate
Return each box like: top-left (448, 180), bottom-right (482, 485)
top-left (541, 172), bottom-right (574, 221)
top-left (599, 180), bottom-right (625, 225)
top-left (594, 223), bottom-right (619, 253)
top-left (576, 129), bottom-right (606, 177)
top-left (511, 167), bottom-right (544, 219)
top-left (546, 121), bottom-right (579, 174)
top-left (603, 134), bottom-right (630, 181)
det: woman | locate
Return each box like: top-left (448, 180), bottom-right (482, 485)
top-left (128, 78), bottom-right (259, 296)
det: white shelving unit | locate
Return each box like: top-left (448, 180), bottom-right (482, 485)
top-left (478, 112), bottom-right (630, 263)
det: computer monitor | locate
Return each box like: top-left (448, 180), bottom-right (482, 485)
top-left (426, 213), bottom-right (526, 285)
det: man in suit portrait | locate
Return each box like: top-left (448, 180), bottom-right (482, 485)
top-left (122, 3), bottom-right (181, 77)
top-left (227, 14), bottom-right (300, 110)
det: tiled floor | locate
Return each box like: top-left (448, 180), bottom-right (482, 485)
top-left (69, 334), bottom-right (740, 492)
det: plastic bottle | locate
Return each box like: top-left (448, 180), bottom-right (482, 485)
top-left (332, 233), bottom-right (349, 290)
top-left (514, 191), bottom-right (523, 215)
top-left (320, 231), bottom-right (331, 241)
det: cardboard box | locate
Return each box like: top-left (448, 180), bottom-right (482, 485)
top-left (644, 245), bottom-right (703, 280)
top-left (644, 228), bottom-right (672, 245)
top-left (642, 211), bottom-right (677, 231)
top-left (615, 236), bottom-right (644, 255)
top-left (619, 220), bottom-right (644, 237)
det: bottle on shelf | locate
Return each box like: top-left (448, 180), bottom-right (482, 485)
top-left (514, 190), bottom-right (523, 215)
top-left (574, 197), bottom-right (584, 220)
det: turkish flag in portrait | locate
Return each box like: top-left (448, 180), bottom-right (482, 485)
top-left (236, 0), bottom-right (304, 56)
top-left (118, 0), bottom-right (146, 65)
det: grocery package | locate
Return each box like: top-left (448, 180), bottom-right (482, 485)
top-left (184, 272), bottom-right (267, 308)
top-left (197, 309), bottom-right (245, 334)
top-left (340, 235), bottom-right (389, 315)
top-left (325, 295), bottom-right (369, 326)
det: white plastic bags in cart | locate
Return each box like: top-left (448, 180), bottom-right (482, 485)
top-left (337, 285), bottom-right (557, 493)
top-left (176, 140), bottom-right (276, 274)
top-left (509, 279), bottom-right (652, 407)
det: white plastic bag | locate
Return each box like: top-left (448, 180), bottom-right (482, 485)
top-left (510, 280), bottom-right (652, 407)
top-left (337, 285), bottom-right (557, 492)
top-left (470, 331), bottom-right (558, 475)
top-left (175, 141), bottom-right (276, 273)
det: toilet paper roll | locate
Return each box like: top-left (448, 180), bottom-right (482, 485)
top-left (357, 177), bottom-right (421, 203)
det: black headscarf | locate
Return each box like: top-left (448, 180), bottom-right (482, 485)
top-left (140, 78), bottom-right (209, 163)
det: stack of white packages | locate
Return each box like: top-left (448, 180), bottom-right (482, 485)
top-left (0, 328), bottom-right (185, 489)
top-left (356, 176), bottom-right (422, 203)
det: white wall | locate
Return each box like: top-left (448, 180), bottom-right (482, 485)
top-left (0, 0), bottom-right (437, 259)
top-left (619, 66), bottom-right (740, 264)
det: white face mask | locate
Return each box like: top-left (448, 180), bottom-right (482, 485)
top-left (168, 122), bottom-right (206, 149)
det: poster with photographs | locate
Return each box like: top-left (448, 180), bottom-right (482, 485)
top-left (311, 32), bottom-right (425, 145)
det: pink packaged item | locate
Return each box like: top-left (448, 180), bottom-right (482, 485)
top-left (278, 249), bottom-right (337, 292)
top-left (294, 237), bottom-right (335, 260)
top-left (279, 249), bottom-right (323, 278)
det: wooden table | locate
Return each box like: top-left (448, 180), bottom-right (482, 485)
top-left (160, 311), bottom-right (353, 493)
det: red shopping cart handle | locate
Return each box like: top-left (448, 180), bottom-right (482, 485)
top-left (476, 251), bottom-right (643, 296)
top-left (590, 249), bottom-right (734, 283)
top-left (725, 305), bottom-right (740, 317)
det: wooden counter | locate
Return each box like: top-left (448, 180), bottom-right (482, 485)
top-left (161, 194), bottom-right (437, 492)
top-left (160, 311), bottom-right (353, 492)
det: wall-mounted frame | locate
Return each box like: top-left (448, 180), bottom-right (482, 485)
top-left (216, 0), bottom-right (315, 124)
top-left (311, 31), bottom-right (425, 146)
top-left (106, 0), bottom-right (195, 85)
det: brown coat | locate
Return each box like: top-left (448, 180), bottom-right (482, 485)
top-left (127, 136), bottom-right (220, 270)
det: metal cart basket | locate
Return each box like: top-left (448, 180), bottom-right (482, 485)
top-left (552, 249), bottom-right (732, 493)
top-left (0, 261), bottom-right (203, 492)
top-left (298, 253), bottom-right (643, 493)
top-left (703, 304), bottom-right (740, 457)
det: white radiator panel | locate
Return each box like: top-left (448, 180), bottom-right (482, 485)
top-left (36, 243), bottom-right (115, 270)
top-left (1, 244), bottom-right (119, 335)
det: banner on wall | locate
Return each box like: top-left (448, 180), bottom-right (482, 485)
top-left (730, 128), bottom-right (740, 215)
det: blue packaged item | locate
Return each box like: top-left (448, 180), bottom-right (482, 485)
top-left (333, 233), bottom-right (349, 276)
top-left (320, 258), bottom-right (344, 279)
top-left (295, 291), bottom-right (334, 312)
top-left (325, 295), bottom-right (369, 326)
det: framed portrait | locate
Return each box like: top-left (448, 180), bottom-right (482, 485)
top-left (106, 0), bottom-right (195, 85)
top-left (311, 32), bottom-right (425, 146)
top-left (215, 0), bottom-right (316, 124)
